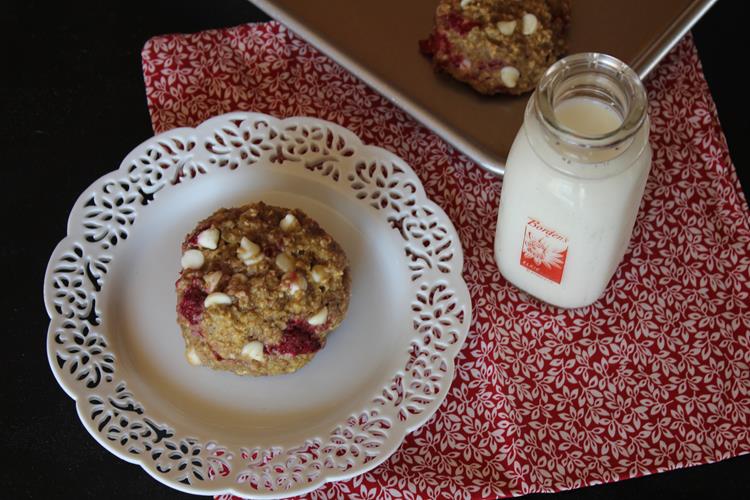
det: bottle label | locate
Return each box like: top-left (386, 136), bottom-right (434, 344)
top-left (520, 218), bottom-right (568, 284)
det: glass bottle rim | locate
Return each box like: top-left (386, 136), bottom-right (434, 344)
top-left (534, 53), bottom-right (648, 151)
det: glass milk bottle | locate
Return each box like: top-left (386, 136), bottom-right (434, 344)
top-left (495, 53), bottom-right (651, 309)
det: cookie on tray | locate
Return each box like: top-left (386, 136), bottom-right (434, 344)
top-left (419, 0), bottom-right (571, 95)
top-left (175, 202), bottom-right (351, 376)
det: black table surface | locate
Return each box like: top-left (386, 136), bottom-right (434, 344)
top-left (4, 0), bottom-right (748, 498)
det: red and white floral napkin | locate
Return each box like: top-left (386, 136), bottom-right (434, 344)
top-left (142, 22), bottom-right (750, 499)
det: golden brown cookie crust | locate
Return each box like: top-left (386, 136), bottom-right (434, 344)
top-left (175, 202), bottom-right (351, 376)
top-left (420, 0), bottom-right (571, 95)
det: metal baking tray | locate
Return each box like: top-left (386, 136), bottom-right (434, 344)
top-left (248, 0), bottom-right (717, 175)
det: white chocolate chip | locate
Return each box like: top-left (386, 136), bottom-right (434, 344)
top-left (500, 66), bottom-right (520, 88)
top-left (522, 13), bottom-right (538, 35)
top-left (460, 0), bottom-right (472, 7)
top-left (275, 252), bottom-right (295, 273)
top-left (240, 237), bottom-right (260, 253)
top-left (186, 348), bottom-right (202, 366)
top-left (203, 271), bottom-right (222, 293)
top-left (243, 253), bottom-right (264, 266)
top-left (279, 213), bottom-right (300, 232)
top-left (237, 237), bottom-right (263, 266)
top-left (241, 341), bottom-right (265, 362)
top-left (204, 292), bottom-right (233, 307)
top-left (284, 272), bottom-right (308, 295)
top-left (197, 227), bottom-right (220, 250)
top-left (307, 307), bottom-right (328, 326)
top-left (311, 265), bottom-right (328, 284)
top-left (497, 20), bottom-right (517, 35)
top-left (181, 249), bottom-right (204, 270)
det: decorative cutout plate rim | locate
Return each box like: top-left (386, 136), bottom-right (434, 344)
top-left (43, 112), bottom-right (472, 498)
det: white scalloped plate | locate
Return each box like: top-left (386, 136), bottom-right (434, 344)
top-left (43, 113), bottom-right (471, 497)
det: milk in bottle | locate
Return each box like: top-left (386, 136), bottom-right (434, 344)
top-left (495, 53), bottom-right (652, 308)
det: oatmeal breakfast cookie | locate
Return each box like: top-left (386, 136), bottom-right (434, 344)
top-left (420, 0), bottom-right (571, 95)
top-left (176, 202), bottom-right (351, 376)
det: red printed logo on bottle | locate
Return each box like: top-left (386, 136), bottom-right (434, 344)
top-left (520, 218), bottom-right (568, 284)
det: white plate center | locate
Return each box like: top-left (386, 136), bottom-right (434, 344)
top-left (103, 165), bottom-right (412, 445)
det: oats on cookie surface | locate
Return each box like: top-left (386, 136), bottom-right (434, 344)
top-left (175, 202), bottom-right (351, 376)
